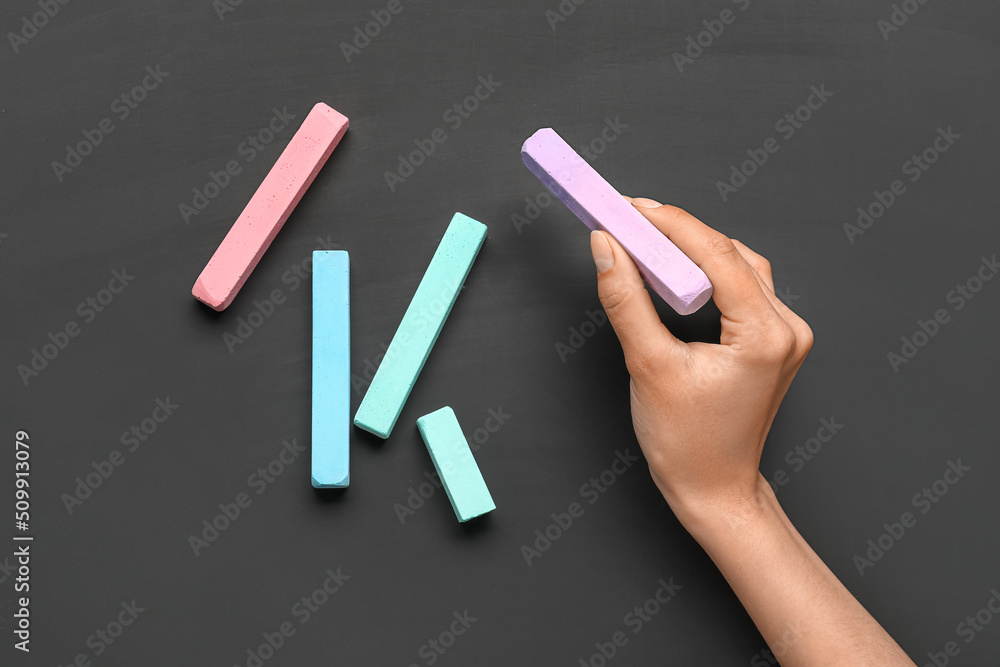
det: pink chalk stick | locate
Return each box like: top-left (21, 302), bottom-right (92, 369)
top-left (521, 128), bottom-right (713, 315)
top-left (192, 103), bottom-right (349, 311)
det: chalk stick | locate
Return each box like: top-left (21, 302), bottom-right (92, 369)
top-left (353, 213), bottom-right (487, 439)
top-left (312, 250), bottom-right (350, 488)
top-left (416, 407), bottom-right (496, 522)
top-left (521, 128), bottom-right (713, 315)
top-left (192, 103), bottom-right (349, 311)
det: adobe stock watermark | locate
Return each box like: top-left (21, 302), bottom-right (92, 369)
top-left (877, 0), bottom-right (931, 41)
top-left (887, 253), bottom-right (998, 373)
top-left (716, 84), bottom-right (835, 202)
top-left (16, 267), bottom-right (135, 386)
top-left (61, 397), bottom-right (180, 515)
top-left (383, 74), bottom-right (501, 191)
top-left (544, 0), bottom-right (589, 31)
top-left (922, 588), bottom-right (1000, 667)
top-left (764, 417), bottom-right (845, 492)
top-left (555, 309), bottom-right (608, 363)
top-left (213, 0), bottom-right (247, 21)
top-left (672, 0), bottom-right (751, 73)
top-left (231, 567), bottom-right (349, 667)
top-left (179, 106), bottom-right (297, 224)
top-left (186, 438), bottom-right (305, 556)
top-left (51, 64), bottom-right (169, 182)
top-left (749, 624), bottom-right (803, 666)
top-left (13, 542), bottom-right (30, 652)
top-left (512, 117), bottom-right (629, 234)
top-left (223, 235), bottom-right (342, 353)
top-left (405, 610), bottom-right (477, 667)
top-left (844, 126), bottom-right (960, 244)
top-left (58, 599), bottom-right (145, 666)
top-left (340, 0), bottom-right (413, 63)
top-left (520, 448), bottom-right (640, 567)
top-left (349, 275), bottom-right (463, 376)
top-left (576, 578), bottom-right (683, 667)
top-left (7, 0), bottom-right (73, 54)
top-left (775, 285), bottom-right (801, 308)
top-left (352, 340), bottom-right (389, 397)
top-left (393, 407), bottom-right (511, 524)
top-left (852, 459), bottom-right (971, 577)
top-left (0, 555), bottom-right (15, 585)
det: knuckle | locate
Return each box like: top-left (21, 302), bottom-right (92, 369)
top-left (706, 234), bottom-right (738, 258)
top-left (624, 340), bottom-right (668, 380)
top-left (625, 352), bottom-right (657, 380)
top-left (794, 320), bottom-right (815, 358)
top-left (600, 283), bottom-right (635, 314)
top-left (759, 323), bottom-right (797, 363)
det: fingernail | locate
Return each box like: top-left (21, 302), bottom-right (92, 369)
top-left (631, 197), bottom-right (662, 208)
top-left (591, 231), bottom-right (614, 273)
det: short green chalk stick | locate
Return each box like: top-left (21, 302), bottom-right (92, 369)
top-left (354, 212), bottom-right (487, 439)
top-left (416, 407), bottom-right (496, 522)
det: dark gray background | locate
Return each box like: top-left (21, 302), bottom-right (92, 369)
top-left (3, 0), bottom-right (999, 665)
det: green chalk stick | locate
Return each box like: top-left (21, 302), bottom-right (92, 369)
top-left (416, 407), bottom-right (496, 522)
top-left (353, 213), bottom-right (487, 439)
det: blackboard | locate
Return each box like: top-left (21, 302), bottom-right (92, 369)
top-left (4, 1), bottom-right (1000, 665)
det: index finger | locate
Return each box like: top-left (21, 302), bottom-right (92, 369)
top-left (629, 199), bottom-right (773, 323)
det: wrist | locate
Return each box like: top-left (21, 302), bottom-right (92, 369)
top-left (668, 475), bottom-right (783, 548)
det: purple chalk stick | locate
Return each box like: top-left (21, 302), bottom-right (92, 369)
top-left (521, 128), bottom-right (713, 315)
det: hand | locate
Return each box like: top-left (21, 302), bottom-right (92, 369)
top-left (589, 198), bottom-right (813, 521)
top-left (591, 201), bottom-right (916, 666)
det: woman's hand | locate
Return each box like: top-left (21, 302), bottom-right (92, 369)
top-left (590, 198), bottom-right (915, 666)
top-left (589, 198), bottom-right (812, 521)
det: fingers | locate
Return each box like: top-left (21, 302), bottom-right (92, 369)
top-left (629, 201), bottom-right (773, 323)
top-left (731, 239), bottom-right (774, 292)
top-left (729, 239), bottom-right (814, 363)
top-left (590, 231), bottom-right (681, 375)
top-left (628, 199), bottom-right (814, 362)
top-left (730, 239), bottom-right (787, 313)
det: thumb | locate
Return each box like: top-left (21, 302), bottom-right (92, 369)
top-left (590, 231), bottom-right (679, 374)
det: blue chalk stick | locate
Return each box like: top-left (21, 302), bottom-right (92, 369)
top-left (312, 250), bottom-right (350, 488)
top-left (416, 407), bottom-right (496, 522)
top-left (353, 213), bottom-right (487, 439)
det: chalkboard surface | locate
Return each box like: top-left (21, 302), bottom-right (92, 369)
top-left (4, 1), bottom-right (1000, 665)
